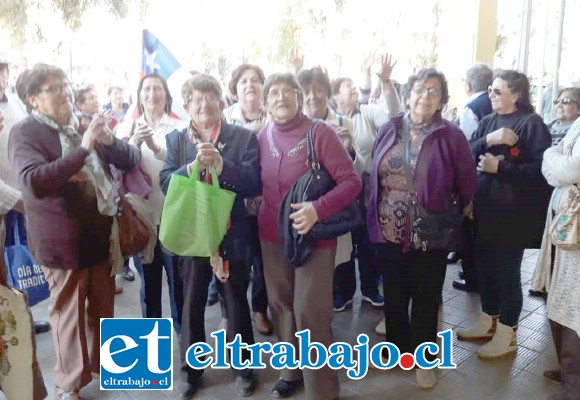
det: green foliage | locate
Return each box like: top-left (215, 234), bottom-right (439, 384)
top-left (0, 0), bottom-right (148, 47)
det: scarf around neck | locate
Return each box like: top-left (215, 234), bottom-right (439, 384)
top-left (32, 111), bottom-right (117, 216)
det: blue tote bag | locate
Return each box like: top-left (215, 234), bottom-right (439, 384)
top-left (4, 212), bottom-right (50, 306)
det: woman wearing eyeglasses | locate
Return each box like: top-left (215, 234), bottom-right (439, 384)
top-left (456, 70), bottom-right (552, 359)
top-left (367, 68), bottom-right (476, 389)
top-left (8, 64), bottom-right (138, 400)
top-left (545, 88), bottom-right (580, 146)
top-left (160, 74), bottom-right (261, 398)
top-left (257, 73), bottom-right (361, 400)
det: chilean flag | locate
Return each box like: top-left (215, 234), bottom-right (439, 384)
top-left (134, 29), bottom-right (190, 120)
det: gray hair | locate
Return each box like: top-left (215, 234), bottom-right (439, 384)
top-left (261, 72), bottom-right (304, 111)
top-left (181, 74), bottom-right (222, 104)
top-left (465, 63), bottom-right (493, 93)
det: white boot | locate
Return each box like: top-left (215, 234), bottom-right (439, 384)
top-left (375, 318), bottom-right (386, 335)
top-left (477, 321), bottom-right (517, 359)
top-left (416, 369), bottom-right (437, 390)
top-left (456, 311), bottom-right (497, 341)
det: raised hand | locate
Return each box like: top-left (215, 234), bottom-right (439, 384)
top-left (376, 53), bottom-right (397, 83)
top-left (289, 48), bottom-right (304, 73)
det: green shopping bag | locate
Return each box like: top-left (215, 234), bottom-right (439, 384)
top-left (159, 161), bottom-right (236, 257)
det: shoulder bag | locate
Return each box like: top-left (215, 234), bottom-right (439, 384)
top-left (279, 122), bottom-right (363, 267)
top-left (401, 116), bottom-right (462, 252)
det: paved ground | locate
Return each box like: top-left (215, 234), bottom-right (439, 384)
top-left (32, 249), bottom-right (561, 399)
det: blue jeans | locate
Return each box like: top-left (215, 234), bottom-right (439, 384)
top-left (134, 239), bottom-right (182, 334)
top-left (474, 239), bottom-right (524, 327)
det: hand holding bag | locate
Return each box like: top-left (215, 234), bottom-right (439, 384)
top-left (159, 160), bottom-right (236, 257)
top-left (401, 116), bottom-right (462, 252)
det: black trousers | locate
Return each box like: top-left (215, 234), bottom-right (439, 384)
top-left (459, 217), bottom-right (478, 287)
top-left (178, 256), bottom-right (254, 383)
top-left (333, 214), bottom-right (381, 300)
top-left (376, 242), bottom-right (447, 360)
top-left (247, 216), bottom-right (268, 313)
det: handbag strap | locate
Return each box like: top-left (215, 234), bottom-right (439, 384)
top-left (401, 114), bottom-right (416, 195)
top-left (305, 121), bottom-right (320, 169)
top-left (178, 129), bottom-right (187, 167)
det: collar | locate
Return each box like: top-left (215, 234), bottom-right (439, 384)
top-left (465, 91), bottom-right (487, 105)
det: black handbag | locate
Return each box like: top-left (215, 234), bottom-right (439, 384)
top-left (279, 122), bottom-right (363, 267)
top-left (401, 116), bottom-right (462, 252)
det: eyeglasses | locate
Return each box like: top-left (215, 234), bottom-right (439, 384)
top-left (188, 95), bottom-right (219, 106)
top-left (40, 82), bottom-right (70, 96)
top-left (488, 86), bottom-right (505, 96)
top-left (267, 89), bottom-right (297, 101)
top-left (411, 86), bottom-right (442, 97)
top-left (553, 97), bottom-right (578, 106)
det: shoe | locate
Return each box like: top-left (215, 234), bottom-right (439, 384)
top-left (122, 264), bottom-right (135, 281)
top-left (34, 320), bottom-right (50, 334)
top-left (362, 292), bottom-right (385, 307)
top-left (375, 318), bottom-right (386, 335)
top-left (477, 321), bottom-right (517, 359)
top-left (206, 292), bottom-right (219, 306)
top-left (452, 279), bottom-right (479, 292)
top-left (528, 289), bottom-right (547, 298)
top-left (180, 379), bottom-right (201, 399)
top-left (55, 388), bottom-right (80, 400)
top-left (333, 295), bottom-right (353, 312)
top-left (458, 270), bottom-right (464, 280)
top-left (447, 252), bottom-right (461, 264)
top-left (235, 375), bottom-right (257, 397)
top-left (115, 285), bottom-right (123, 295)
top-left (416, 369), bottom-right (437, 390)
top-left (253, 312), bottom-right (273, 335)
top-left (271, 379), bottom-right (302, 399)
top-left (543, 369), bottom-right (562, 383)
top-left (456, 311), bottom-right (497, 341)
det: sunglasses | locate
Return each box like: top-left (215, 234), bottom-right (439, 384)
top-left (487, 86), bottom-right (505, 96)
top-left (553, 97), bottom-right (578, 106)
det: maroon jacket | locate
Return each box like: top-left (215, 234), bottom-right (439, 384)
top-left (8, 115), bottom-right (138, 269)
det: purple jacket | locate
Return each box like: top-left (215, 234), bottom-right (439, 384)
top-left (367, 112), bottom-right (476, 244)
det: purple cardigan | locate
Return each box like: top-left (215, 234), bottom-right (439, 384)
top-left (367, 112), bottom-right (476, 244)
top-left (8, 115), bottom-right (138, 270)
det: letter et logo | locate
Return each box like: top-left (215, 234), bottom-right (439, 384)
top-left (100, 318), bottom-right (173, 390)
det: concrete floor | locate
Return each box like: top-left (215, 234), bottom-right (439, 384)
top-left (31, 249), bottom-right (562, 399)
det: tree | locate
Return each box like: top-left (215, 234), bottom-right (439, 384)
top-left (0, 0), bottom-right (148, 48)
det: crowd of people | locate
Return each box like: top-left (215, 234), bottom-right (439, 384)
top-left (0, 49), bottom-right (579, 400)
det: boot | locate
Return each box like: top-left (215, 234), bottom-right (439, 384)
top-left (477, 321), bottom-right (517, 359)
top-left (456, 311), bottom-right (497, 341)
top-left (416, 369), bottom-right (437, 390)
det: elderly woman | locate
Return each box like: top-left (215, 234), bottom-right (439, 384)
top-left (116, 73), bottom-right (186, 330)
top-left (534, 117), bottom-right (580, 399)
top-left (102, 85), bottom-right (130, 123)
top-left (367, 68), bottom-right (476, 389)
top-left (546, 87), bottom-right (580, 146)
top-left (221, 63), bottom-right (272, 335)
top-left (8, 63), bottom-right (138, 400)
top-left (258, 73), bottom-right (361, 400)
top-left (457, 70), bottom-right (551, 359)
top-left (160, 74), bottom-right (261, 398)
